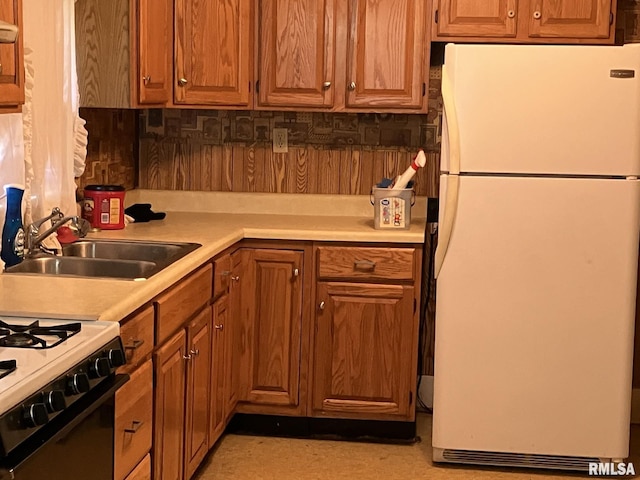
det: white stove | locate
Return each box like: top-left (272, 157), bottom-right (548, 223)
top-left (0, 318), bottom-right (120, 415)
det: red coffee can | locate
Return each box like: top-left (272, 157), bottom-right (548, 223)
top-left (82, 185), bottom-right (126, 230)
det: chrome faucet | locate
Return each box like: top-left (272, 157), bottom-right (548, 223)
top-left (26, 208), bottom-right (83, 256)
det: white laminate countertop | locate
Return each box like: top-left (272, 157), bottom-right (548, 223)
top-left (0, 192), bottom-right (427, 322)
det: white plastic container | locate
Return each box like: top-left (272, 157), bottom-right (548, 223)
top-left (371, 187), bottom-right (414, 229)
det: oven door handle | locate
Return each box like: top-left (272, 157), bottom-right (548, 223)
top-left (1, 374), bottom-right (129, 474)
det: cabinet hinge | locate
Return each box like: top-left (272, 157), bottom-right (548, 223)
top-left (434, 9), bottom-right (439, 24)
top-left (422, 83), bottom-right (426, 97)
top-left (256, 80), bottom-right (260, 93)
top-left (610, 11), bottom-right (614, 25)
top-left (409, 391), bottom-right (413, 405)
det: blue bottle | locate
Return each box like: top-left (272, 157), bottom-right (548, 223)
top-left (1, 184), bottom-right (25, 267)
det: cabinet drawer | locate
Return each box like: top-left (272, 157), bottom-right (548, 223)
top-left (316, 246), bottom-right (415, 281)
top-left (155, 264), bottom-right (213, 344)
top-left (124, 454), bottom-right (151, 480)
top-left (115, 360), bottom-right (153, 480)
top-left (118, 306), bottom-right (154, 375)
top-left (213, 254), bottom-right (232, 299)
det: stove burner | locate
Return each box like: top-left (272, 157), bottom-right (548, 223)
top-left (0, 334), bottom-right (38, 348)
top-left (0, 321), bottom-right (82, 349)
top-left (0, 359), bottom-right (17, 379)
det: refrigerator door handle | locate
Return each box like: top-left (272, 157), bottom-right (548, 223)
top-left (441, 65), bottom-right (461, 175)
top-left (434, 174), bottom-right (459, 278)
top-left (434, 65), bottom-right (462, 278)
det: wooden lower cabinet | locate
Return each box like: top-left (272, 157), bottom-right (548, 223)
top-left (115, 360), bottom-right (153, 480)
top-left (184, 308), bottom-right (212, 479)
top-left (154, 329), bottom-right (187, 480)
top-left (236, 249), bottom-right (304, 413)
top-left (311, 282), bottom-right (417, 420)
top-left (209, 295), bottom-right (228, 446)
top-left (125, 454), bottom-right (151, 480)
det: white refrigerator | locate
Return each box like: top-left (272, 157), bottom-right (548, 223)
top-left (432, 43), bottom-right (640, 470)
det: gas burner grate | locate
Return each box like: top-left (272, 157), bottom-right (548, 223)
top-left (0, 360), bottom-right (17, 379)
top-left (0, 321), bottom-right (81, 349)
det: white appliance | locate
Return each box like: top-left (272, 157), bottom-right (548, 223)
top-left (432, 43), bottom-right (640, 471)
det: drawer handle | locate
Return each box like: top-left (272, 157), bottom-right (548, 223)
top-left (124, 339), bottom-right (144, 350)
top-left (231, 275), bottom-right (240, 282)
top-left (183, 354), bottom-right (192, 361)
top-left (190, 349), bottom-right (199, 357)
top-left (354, 260), bottom-right (376, 271)
top-left (214, 324), bottom-right (224, 331)
top-left (124, 420), bottom-right (144, 434)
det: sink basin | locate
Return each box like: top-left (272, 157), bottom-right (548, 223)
top-left (5, 257), bottom-right (157, 280)
top-left (4, 240), bottom-right (201, 279)
top-left (62, 239), bottom-right (200, 264)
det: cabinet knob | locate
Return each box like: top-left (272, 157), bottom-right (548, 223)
top-left (142, 75), bottom-right (151, 85)
top-left (348, 81), bottom-right (356, 91)
top-left (231, 275), bottom-right (240, 282)
top-left (214, 324), bottom-right (224, 331)
top-left (319, 301), bottom-right (325, 310)
top-left (533, 10), bottom-right (541, 19)
top-left (183, 354), bottom-right (192, 361)
top-left (190, 349), bottom-right (199, 357)
top-left (322, 81), bottom-right (331, 89)
top-left (507, 10), bottom-right (515, 18)
top-left (178, 78), bottom-right (188, 87)
top-left (293, 268), bottom-right (299, 277)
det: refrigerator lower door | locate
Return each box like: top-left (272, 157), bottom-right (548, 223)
top-left (433, 174), bottom-right (640, 467)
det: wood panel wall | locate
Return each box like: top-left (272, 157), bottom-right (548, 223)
top-left (138, 142), bottom-right (439, 197)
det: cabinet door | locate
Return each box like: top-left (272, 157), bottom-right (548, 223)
top-left (175, 0), bottom-right (252, 106)
top-left (209, 295), bottom-right (228, 446)
top-left (528, 0), bottom-right (613, 39)
top-left (136, 0), bottom-right (172, 104)
top-left (0, 0), bottom-right (23, 107)
top-left (238, 249), bottom-right (303, 407)
top-left (153, 329), bottom-right (186, 480)
top-left (184, 308), bottom-right (212, 480)
top-left (345, 0), bottom-right (427, 111)
top-left (312, 282), bottom-right (416, 419)
top-left (257, 0), bottom-right (336, 108)
top-left (433, 0), bottom-right (518, 37)
top-left (225, 251), bottom-right (242, 417)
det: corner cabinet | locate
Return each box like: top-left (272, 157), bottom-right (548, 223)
top-left (0, 0), bottom-right (24, 109)
top-left (75, 0), bottom-right (173, 107)
top-left (256, 0), bottom-right (430, 113)
top-left (174, 0), bottom-right (253, 107)
top-left (235, 248), bottom-right (306, 415)
top-left (310, 245), bottom-right (421, 421)
top-left (431, 0), bottom-right (617, 43)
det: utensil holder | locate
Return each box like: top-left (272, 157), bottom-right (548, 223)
top-left (370, 187), bottom-right (415, 230)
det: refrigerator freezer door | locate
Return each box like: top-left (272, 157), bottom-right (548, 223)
top-left (433, 174), bottom-right (640, 458)
top-left (440, 44), bottom-right (640, 177)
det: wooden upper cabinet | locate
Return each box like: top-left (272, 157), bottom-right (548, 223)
top-left (433, 0), bottom-right (518, 37)
top-left (137, 0), bottom-right (173, 104)
top-left (175, 0), bottom-right (253, 106)
top-left (528, 0), bottom-right (613, 38)
top-left (76, 0), bottom-right (172, 107)
top-left (0, 0), bottom-right (23, 108)
top-left (432, 0), bottom-right (616, 43)
top-left (345, 0), bottom-right (428, 111)
top-left (257, 0), bottom-right (336, 108)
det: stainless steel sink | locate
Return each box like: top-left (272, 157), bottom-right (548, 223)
top-left (62, 239), bottom-right (200, 264)
top-left (4, 240), bottom-right (201, 279)
top-left (5, 257), bottom-right (157, 279)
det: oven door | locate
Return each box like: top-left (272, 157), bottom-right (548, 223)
top-left (0, 374), bottom-right (128, 480)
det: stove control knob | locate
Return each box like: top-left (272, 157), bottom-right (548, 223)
top-left (68, 373), bottom-right (90, 395)
top-left (108, 349), bottom-right (126, 368)
top-left (24, 403), bottom-right (49, 428)
top-left (44, 390), bottom-right (66, 413)
top-left (90, 357), bottom-right (111, 378)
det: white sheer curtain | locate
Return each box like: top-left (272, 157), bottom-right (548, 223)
top-left (22, 0), bottom-right (86, 225)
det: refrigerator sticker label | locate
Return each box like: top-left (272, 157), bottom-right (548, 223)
top-left (378, 197), bottom-right (405, 228)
